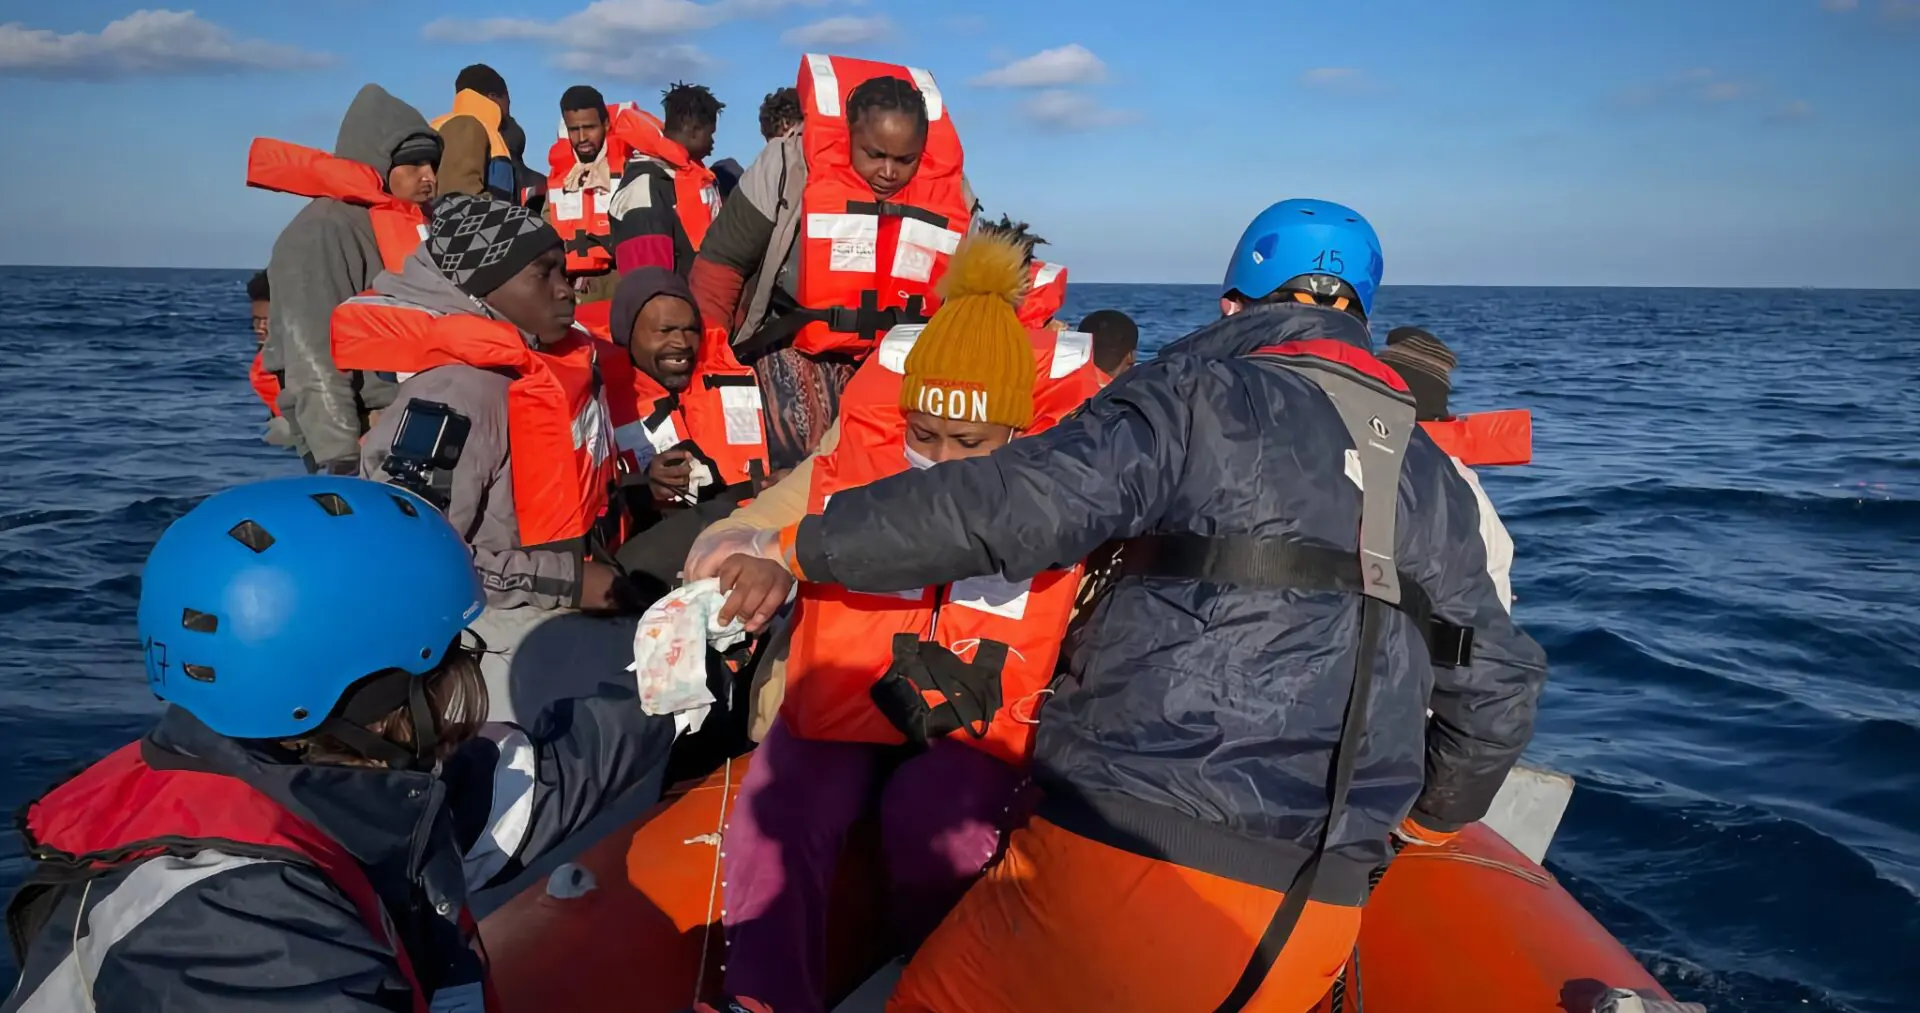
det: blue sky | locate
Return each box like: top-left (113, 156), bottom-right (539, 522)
top-left (1, 0), bottom-right (1915, 287)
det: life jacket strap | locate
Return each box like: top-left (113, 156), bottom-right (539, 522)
top-left (733, 292), bottom-right (931, 362)
top-left (1113, 534), bottom-right (1473, 668)
top-left (869, 632), bottom-right (1009, 746)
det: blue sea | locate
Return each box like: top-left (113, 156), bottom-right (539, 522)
top-left (1, 267), bottom-right (1916, 1010)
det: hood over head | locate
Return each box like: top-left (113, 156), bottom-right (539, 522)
top-left (334, 83), bottom-right (440, 179)
top-left (610, 267), bottom-right (700, 347)
top-left (1159, 302), bottom-right (1373, 363)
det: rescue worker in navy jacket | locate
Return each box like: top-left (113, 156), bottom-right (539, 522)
top-left (699, 199), bottom-right (1548, 1012)
top-left (4, 476), bottom-right (680, 1013)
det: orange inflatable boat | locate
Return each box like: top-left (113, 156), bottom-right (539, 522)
top-left (478, 758), bottom-right (1679, 1013)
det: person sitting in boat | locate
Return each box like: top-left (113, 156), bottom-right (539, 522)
top-left (1379, 326), bottom-right (1516, 610)
top-left (682, 231), bottom-right (1102, 1013)
top-left (1079, 307), bottom-right (1140, 384)
top-left (548, 85), bottom-right (624, 305)
top-left (608, 82), bottom-right (727, 277)
top-left (3, 476), bottom-right (680, 1013)
top-left (245, 269), bottom-right (293, 448)
top-left (248, 84), bottom-right (441, 474)
top-left (331, 195), bottom-right (640, 719)
top-left (688, 55), bottom-right (978, 475)
top-left (700, 199), bottom-right (1549, 1013)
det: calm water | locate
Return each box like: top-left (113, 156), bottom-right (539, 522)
top-left (2, 268), bottom-right (1916, 1011)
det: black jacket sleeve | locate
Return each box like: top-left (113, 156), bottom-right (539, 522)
top-left (1399, 439), bottom-right (1549, 834)
top-left (447, 687), bottom-right (678, 891)
top-left (89, 861), bottom-right (411, 1012)
top-left (795, 360), bottom-right (1199, 591)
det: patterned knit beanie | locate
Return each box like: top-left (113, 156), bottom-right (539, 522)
top-left (426, 193), bottom-right (561, 297)
top-left (1379, 326), bottom-right (1458, 422)
top-left (898, 232), bottom-right (1034, 429)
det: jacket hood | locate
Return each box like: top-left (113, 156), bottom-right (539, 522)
top-left (1159, 302), bottom-right (1374, 362)
top-left (145, 706), bottom-right (438, 879)
top-left (335, 84), bottom-right (439, 179)
top-left (436, 89), bottom-right (508, 159)
top-left (374, 245), bottom-right (538, 346)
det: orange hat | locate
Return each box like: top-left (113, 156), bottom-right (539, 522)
top-left (899, 232), bottom-right (1034, 429)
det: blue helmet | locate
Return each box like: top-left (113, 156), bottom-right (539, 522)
top-left (1221, 199), bottom-right (1385, 316)
top-left (136, 476), bottom-right (484, 741)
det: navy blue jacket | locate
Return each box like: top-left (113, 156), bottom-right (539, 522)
top-left (5, 695), bottom-right (676, 1012)
top-left (794, 303), bottom-right (1548, 905)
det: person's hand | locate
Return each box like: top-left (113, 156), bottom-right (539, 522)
top-left (714, 554), bottom-right (794, 632)
top-left (685, 527), bottom-right (780, 582)
top-left (751, 466), bottom-right (793, 497)
top-left (648, 450), bottom-right (694, 505)
top-left (578, 560), bottom-right (623, 612)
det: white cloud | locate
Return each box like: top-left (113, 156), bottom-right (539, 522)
top-left (1017, 89), bottom-right (1135, 132)
top-left (779, 15), bottom-right (893, 47)
top-left (424, 0), bottom-right (824, 82)
top-left (973, 44), bottom-right (1107, 88)
top-left (0, 9), bottom-right (332, 80)
top-left (1619, 68), bottom-right (1756, 108)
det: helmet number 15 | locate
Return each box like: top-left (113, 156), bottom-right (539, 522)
top-left (1313, 250), bottom-right (1345, 275)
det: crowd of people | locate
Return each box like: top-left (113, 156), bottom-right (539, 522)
top-left (4, 52), bottom-right (1543, 1013)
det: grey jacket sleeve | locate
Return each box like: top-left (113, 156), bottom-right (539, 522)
top-left (449, 688), bottom-right (679, 891)
top-left (1400, 439), bottom-right (1549, 834)
top-left (361, 370), bottom-right (582, 610)
top-left (88, 861), bottom-right (412, 1012)
top-left (796, 361), bottom-right (1198, 591)
top-left (270, 204), bottom-right (377, 472)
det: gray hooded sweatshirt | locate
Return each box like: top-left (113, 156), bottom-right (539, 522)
top-left (356, 247), bottom-right (587, 613)
top-left (265, 84), bottom-right (437, 470)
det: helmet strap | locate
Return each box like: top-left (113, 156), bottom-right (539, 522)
top-left (321, 669), bottom-right (435, 771)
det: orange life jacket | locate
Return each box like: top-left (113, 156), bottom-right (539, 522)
top-left (547, 105), bottom-right (636, 275)
top-left (785, 54), bottom-right (971, 360)
top-left (331, 299), bottom-right (617, 548)
top-left (1017, 260), bottom-right (1067, 328)
top-left (578, 302), bottom-right (768, 490)
top-left (249, 349), bottom-right (282, 416)
top-left (609, 107), bottom-right (722, 252)
top-left (784, 325), bottom-right (1100, 765)
top-left (246, 138), bottom-right (427, 273)
top-left (1419, 409), bottom-right (1533, 467)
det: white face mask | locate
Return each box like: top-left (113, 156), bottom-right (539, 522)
top-left (903, 444), bottom-right (938, 470)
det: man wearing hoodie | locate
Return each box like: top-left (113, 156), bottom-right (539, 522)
top-left (332, 195), bottom-right (636, 717)
top-left (252, 84), bottom-right (440, 474)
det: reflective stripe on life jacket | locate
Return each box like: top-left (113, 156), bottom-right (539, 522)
top-left (610, 107), bottom-right (722, 251)
top-left (331, 299), bottom-right (616, 548)
top-left (1419, 409), bottom-right (1532, 467)
top-left (783, 324), bottom-right (1099, 765)
top-left (16, 743), bottom-right (437, 1013)
top-left (246, 138), bottom-right (428, 273)
top-left (787, 54), bottom-right (971, 359)
top-left (1017, 260), bottom-right (1067, 329)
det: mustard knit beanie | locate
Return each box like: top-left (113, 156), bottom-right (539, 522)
top-left (899, 232), bottom-right (1034, 429)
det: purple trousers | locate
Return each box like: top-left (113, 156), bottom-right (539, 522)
top-left (721, 719), bottom-right (1025, 1013)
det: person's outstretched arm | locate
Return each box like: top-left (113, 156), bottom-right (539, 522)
top-left (450, 689), bottom-right (680, 891)
top-left (1396, 438), bottom-right (1549, 842)
top-left (792, 361), bottom-right (1199, 594)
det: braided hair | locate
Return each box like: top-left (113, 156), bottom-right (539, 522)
top-left (846, 75), bottom-right (928, 133)
top-left (662, 81), bottom-right (725, 134)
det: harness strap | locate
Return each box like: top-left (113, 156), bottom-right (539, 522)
top-left (869, 633), bottom-right (1009, 746)
top-left (1115, 535), bottom-right (1473, 668)
top-left (732, 296), bottom-right (931, 362)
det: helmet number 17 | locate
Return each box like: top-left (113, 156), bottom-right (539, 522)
top-left (1313, 250), bottom-right (1345, 274)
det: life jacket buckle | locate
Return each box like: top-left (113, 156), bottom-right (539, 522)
top-left (870, 633), bottom-right (1008, 746)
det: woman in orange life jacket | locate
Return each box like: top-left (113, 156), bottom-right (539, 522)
top-left (686, 232), bottom-right (1100, 1013)
top-left (1378, 327), bottom-right (1517, 609)
top-left (3, 475), bottom-right (682, 1013)
top-left (688, 56), bottom-right (977, 476)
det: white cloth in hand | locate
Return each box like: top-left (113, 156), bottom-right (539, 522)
top-left (628, 578), bottom-right (749, 733)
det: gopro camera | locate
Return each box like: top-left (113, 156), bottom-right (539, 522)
top-left (384, 399), bottom-right (470, 511)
